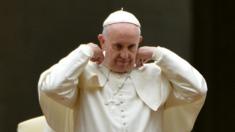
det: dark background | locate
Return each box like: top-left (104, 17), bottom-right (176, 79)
top-left (0, 0), bottom-right (234, 131)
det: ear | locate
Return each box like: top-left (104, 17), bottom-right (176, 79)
top-left (139, 35), bottom-right (143, 44)
top-left (97, 34), bottom-right (105, 50)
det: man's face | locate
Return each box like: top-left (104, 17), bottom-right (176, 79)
top-left (98, 23), bottom-right (142, 73)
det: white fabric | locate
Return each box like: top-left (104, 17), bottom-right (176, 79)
top-left (17, 116), bottom-right (54, 132)
top-left (76, 65), bottom-right (163, 132)
top-left (103, 10), bottom-right (141, 27)
top-left (38, 45), bottom-right (207, 132)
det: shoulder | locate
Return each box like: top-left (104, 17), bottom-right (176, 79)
top-left (84, 61), bottom-right (99, 72)
top-left (131, 63), bottom-right (163, 80)
top-left (140, 63), bottom-right (161, 75)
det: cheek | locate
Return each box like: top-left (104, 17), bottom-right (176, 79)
top-left (131, 52), bottom-right (137, 60)
top-left (132, 55), bottom-right (136, 61)
top-left (107, 52), bottom-right (118, 62)
top-left (112, 54), bottom-right (120, 61)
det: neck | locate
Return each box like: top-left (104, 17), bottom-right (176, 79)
top-left (101, 63), bottom-right (132, 75)
top-left (101, 58), bottom-right (133, 74)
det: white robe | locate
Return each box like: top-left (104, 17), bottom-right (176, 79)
top-left (38, 45), bottom-right (207, 132)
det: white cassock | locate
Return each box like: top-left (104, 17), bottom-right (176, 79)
top-left (38, 45), bottom-right (207, 132)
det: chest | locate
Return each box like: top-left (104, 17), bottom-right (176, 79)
top-left (77, 77), bottom-right (163, 132)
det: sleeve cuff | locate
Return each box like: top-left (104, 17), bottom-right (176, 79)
top-left (151, 46), bottom-right (163, 62)
top-left (78, 44), bottom-right (94, 58)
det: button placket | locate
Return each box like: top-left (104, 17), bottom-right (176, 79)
top-left (120, 104), bottom-right (128, 127)
top-left (99, 67), bottom-right (134, 131)
top-left (117, 87), bottom-right (127, 128)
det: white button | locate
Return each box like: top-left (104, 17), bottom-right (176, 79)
top-left (111, 105), bottom-right (115, 110)
top-left (123, 122), bottom-right (126, 126)
top-left (121, 109), bottom-right (124, 112)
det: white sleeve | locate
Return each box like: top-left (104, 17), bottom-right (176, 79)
top-left (152, 46), bottom-right (207, 106)
top-left (152, 47), bottom-right (207, 132)
top-left (38, 44), bottom-right (93, 107)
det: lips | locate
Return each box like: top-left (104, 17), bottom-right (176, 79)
top-left (116, 60), bottom-right (130, 66)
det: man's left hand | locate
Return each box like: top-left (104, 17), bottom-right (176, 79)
top-left (136, 46), bottom-right (157, 67)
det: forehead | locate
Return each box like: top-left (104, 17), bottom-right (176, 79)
top-left (104, 23), bottom-right (140, 44)
top-left (105, 23), bottom-right (140, 36)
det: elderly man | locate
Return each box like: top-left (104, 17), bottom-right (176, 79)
top-left (38, 10), bottom-right (207, 132)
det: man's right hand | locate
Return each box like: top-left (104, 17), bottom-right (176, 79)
top-left (87, 43), bottom-right (104, 64)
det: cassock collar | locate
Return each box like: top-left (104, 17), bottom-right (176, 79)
top-left (86, 63), bottom-right (168, 111)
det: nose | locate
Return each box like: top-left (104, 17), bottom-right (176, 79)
top-left (120, 49), bottom-right (129, 59)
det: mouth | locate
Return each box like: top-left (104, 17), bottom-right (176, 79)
top-left (116, 60), bottom-right (130, 66)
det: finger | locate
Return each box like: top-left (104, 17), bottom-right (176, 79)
top-left (136, 58), bottom-right (142, 68)
top-left (90, 57), bottom-right (96, 62)
top-left (140, 59), bottom-right (144, 66)
top-left (143, 59), bottom-right (149, 63)
top-left (96, 58), bottom-right (103, 65)
top-left (90, 56), bottom-right (100, 62)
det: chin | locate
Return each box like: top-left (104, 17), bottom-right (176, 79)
top-left (109, 62), bottom-right (134, 73)
top-left (113, 66), bottom-right (132, 73)
top-left (113, 70), bottom-right (128, 73)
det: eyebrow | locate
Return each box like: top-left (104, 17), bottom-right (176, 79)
top-left (128, 44), bottom-right (136, 47)
top-left (113, 43), bottom-right (137, 46)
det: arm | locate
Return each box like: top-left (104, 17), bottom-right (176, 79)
top-left (153, 47), bottom-right (207, 106)
top-left (137, 46), bottom-right (207, 131)
top-left (38, 43), bottom-right (103, 107)
top-left (137, 46), bottom-right (207, 106)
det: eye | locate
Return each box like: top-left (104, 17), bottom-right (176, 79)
top-left (128, 44), bottom-right (137, 51)
top-left (114, 44), bottom-right (123, 50)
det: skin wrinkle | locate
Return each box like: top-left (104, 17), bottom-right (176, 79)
top-left (98, 23), bottom-right (143, 73)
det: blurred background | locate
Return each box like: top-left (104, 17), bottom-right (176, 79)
top-left (0, 0), bottom-right (234, 131)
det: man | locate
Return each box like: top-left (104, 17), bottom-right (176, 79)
top-left (38, 10), bottom-right (207, 132)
